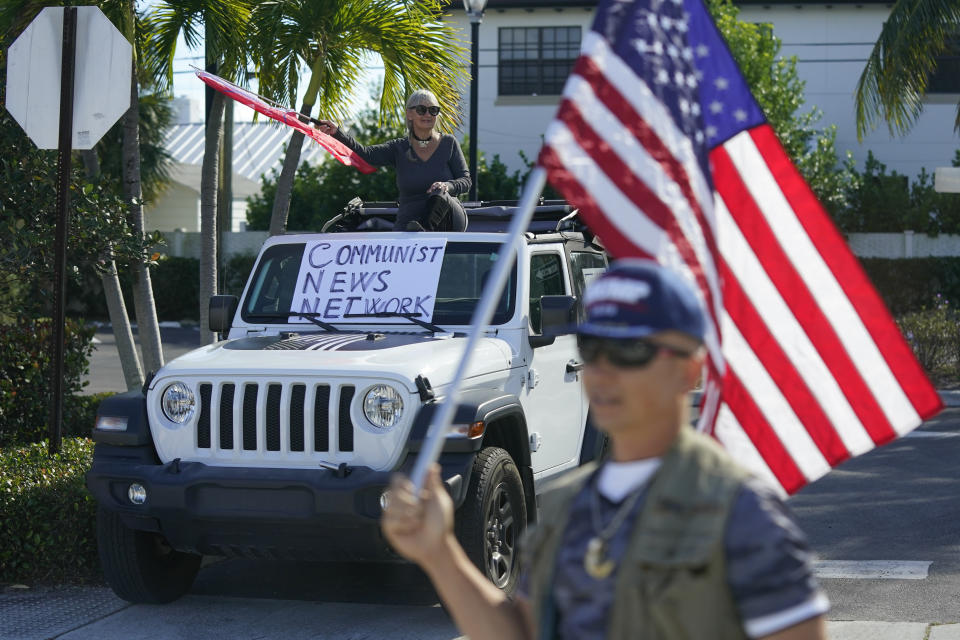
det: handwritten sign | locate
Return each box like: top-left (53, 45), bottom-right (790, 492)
top-left (290, 238), bottom-right (448, 323)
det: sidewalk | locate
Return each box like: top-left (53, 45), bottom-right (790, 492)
top-left (1, 585), bottom-right (957, 640)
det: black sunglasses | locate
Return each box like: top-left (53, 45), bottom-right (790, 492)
top-left (576, 334), bottom-right (693, 368)
top-left (413, 105), bottom-right (441, 116)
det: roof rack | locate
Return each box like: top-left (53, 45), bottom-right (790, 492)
top-left (321, 197), bottom-right (589, 235)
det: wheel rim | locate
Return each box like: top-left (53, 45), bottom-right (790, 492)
top-left (483, 480), bottom-right (516, 589)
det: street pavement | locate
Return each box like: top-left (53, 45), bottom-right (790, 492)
top-left (81, 323), bottom-right (201, 395)
top-left (2, 325), bottom-right (956, 639)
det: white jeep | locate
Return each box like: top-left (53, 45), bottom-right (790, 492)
top-left (87, 201), bottom-right (607, 603)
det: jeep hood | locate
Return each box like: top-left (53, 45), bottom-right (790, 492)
top-left (153, 332), bottom-right (513, 392)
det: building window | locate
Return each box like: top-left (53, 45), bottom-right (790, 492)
top-left (928, 37), bottom-right (960, 94)
top-left (498, 26), bottom-right (581, 96)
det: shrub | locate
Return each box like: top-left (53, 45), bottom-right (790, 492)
top-left (833, 151), bottom-right (960, 234)
top-left (0, 318), bottom-right (94, 447)
top-left (896, 296), bottom-right (956, 375)
top-left (149, 256), bottom-right (201, 322)
top-left (859, 257), bottom-right (960, 317)
top-left (0, 438), bottom-right (98, 585)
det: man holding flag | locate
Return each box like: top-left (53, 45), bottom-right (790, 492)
top-left (384, 260), bottom-right (829, 639)
top-left (382, 0), bottom-right (941, 635)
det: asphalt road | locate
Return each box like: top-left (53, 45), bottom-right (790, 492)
top-left (790, 407), bottom-right (960, 624)
top-left (82, 324), bottom-right (201, 395)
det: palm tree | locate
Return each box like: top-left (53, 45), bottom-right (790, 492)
top-left (248, 0), bottom-right (469, 236)
top-left (855, 0), bottom-right (960, 139)
top-left (143, 0), bottom-right (250, 344)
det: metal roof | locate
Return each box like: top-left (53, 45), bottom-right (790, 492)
top-left (163, 121), bottom-right (332, 184)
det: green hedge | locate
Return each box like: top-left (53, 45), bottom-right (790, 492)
top-left (0, 318), bottom-right (95, 447)
top-left (68, 253), bottom-right (256, 322)
top-left (0, 438), bottom-right (98, 584)
top-left (860, 257), bottom-right (960, 317)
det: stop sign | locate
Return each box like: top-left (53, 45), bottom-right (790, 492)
top-left (6, 6), bottom-right (131, 149)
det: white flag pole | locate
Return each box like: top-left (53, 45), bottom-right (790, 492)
top-left (410, 167), bottom-right (548, 490)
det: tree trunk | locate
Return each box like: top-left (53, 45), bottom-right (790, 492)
top-left (200, 91), bottom-right (226, 345)
top-left (218, 97), bottom-right (234, 290)
top-left (80, 149), bottom-right (143, 390)
top-left (268, 116), bottom-right (309, 236)
top-left (268, 52), bottom-right (327, 237)
top-left (102, 260), bottom-right (144, 390)
top-left (123, 60), bottom-right (164, 375)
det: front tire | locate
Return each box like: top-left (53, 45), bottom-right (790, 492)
top-left (97, 507), bottom-right (201, 603)
top-left (456, 447), bottom-right (527, 597)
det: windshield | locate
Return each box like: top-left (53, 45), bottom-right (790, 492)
top-left (241, 241), bottom-right (516, 327)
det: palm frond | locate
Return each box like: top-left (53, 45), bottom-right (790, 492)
top-left (855, 0), bottom-right (960, 139)
top-left (144, 0), bottom-right (252, 95)
top-left (247, 0), bottom-right (467, 131)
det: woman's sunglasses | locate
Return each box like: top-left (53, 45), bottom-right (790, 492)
top-left (576, 334), bottom-right (693, 368)
top-left (412, 105), bottom-right (441, 116)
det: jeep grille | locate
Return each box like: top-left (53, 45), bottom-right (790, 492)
top-left (195, 382), bottom-right (355, 455)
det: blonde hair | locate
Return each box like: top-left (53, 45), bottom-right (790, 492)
top-left (406, 89), bottom-right (439, 110)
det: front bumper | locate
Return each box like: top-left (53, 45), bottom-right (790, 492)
top-left (86, 445), bottom-right (473, 561)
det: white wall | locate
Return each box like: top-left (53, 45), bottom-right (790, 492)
top-left (446, 3), bottom-right (960, 181)
top-left (447, 7), bottom-right (595, 175)
top-left (161, 230), bottom-right (269, 260)
top-left (143, 182), bottom-right (250, 233)
top-left (144, 181), bottom-right (200, 232)
top-left (737, 3), bottom-right (960, 182)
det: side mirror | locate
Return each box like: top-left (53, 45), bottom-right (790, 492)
top-left (209, 295), bottom-right (239, 334)
top-left (529, 295), bottom-right (577, 348)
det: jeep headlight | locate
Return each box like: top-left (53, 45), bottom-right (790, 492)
top-left (363, 384), bottom-right (404, 429)
top-left (161, 382), bottom-right (196, 424)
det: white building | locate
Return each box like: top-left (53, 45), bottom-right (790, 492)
top-left (145, 99), bottom-right (330, 233)
top-left (445, 0), bottom-right (960, 181)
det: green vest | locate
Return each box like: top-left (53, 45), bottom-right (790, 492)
top-left (523, 426), bottom-right (751, 640)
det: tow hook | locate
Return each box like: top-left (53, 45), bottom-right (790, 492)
top-left (319, 461), bottom-right (351, 478)
top-left (415, 375), bottom-right (435, 402)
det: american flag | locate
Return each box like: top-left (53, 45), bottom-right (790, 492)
top-left (195, 69), bottom-right (376, 174)
top-left (538, 0), bottom-right (943, 494)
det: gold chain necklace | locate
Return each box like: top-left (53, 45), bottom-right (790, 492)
top-left (584, 479), bottom-right (646, 580)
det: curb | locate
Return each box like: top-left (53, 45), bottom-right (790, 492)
top-left (92, 321), bottom-right (200, 330)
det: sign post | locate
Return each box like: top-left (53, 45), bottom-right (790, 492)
top-left (6, 7), bottom-right (132, 453)
top-left (49, 6), bottom-right (78, 454)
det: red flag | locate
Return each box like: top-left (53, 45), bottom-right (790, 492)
top-left (538, 0), bottom-right (943, 494)
top-left (195, 69), bottom-right (376, 174)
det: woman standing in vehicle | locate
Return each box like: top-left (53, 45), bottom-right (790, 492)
top-left (314, 89), bottom-right (471, 232)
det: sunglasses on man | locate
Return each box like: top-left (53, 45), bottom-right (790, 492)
top-left (576, 334), bottom-right (694, 368)
top-left (412, 105), bottom-right (441, 116)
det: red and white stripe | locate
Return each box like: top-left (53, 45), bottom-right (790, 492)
top-left (709, 128), bottom-right (940, 493)
top-left (541, 32), bottom-right (725, 381)
top-left (539, 34), bottom-right (942, 495)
